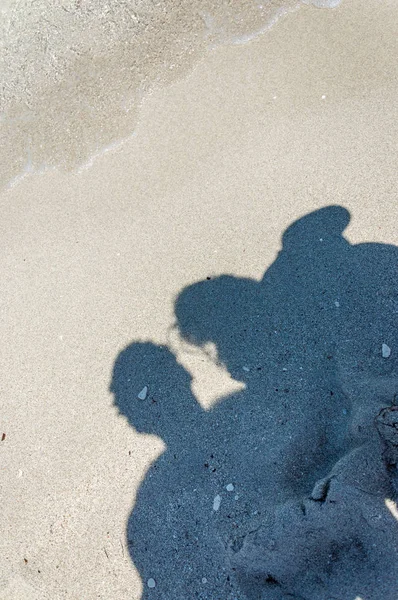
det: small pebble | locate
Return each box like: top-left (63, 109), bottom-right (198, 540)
top-left (321, 95), bottom-right (326, 99)
top-left (138, 386), bottom-right (148, 400)
top-left (226, 483), bottom-right (234, 492)
top-left (147, 578), bottom-right (156, 589)
top-left (242, 366), bottom-right (250, 372)
top-left (342, 408), bottom-right (348, 415)
top-left (334, 300), bottom-right (340, 307)
top-left (202, 577), bottom-right (207, 584)
top-left (382, 344), bottom-right (391, 358)
top-left (213, 495), bottom-right (221, 511)
top-left (234, 494), bottom-right (239, 501)
top-left (311, 477), bottom-right (330, 501)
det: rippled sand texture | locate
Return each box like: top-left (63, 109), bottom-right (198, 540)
top-left (0, 0), bottom-right (339, 188)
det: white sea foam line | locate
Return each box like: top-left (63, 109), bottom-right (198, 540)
top-left (228, 5), bottom-right (300, 46)
top-left (76, 134), bottom-right (135, 174)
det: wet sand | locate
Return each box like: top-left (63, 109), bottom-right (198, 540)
top-left (1, 0), bottom-right (398, 598)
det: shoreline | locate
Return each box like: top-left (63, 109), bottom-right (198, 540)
top-left (1, 0), bottom-right (337, 191)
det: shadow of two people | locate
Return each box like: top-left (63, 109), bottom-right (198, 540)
top-left (110, 206), bottom-right (398, 599)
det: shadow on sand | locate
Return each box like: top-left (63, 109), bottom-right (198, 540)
top-left (111, 206), bottom-right (398, 599)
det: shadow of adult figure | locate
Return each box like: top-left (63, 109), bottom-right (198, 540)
top-left (174, 205), bottom-right (398, 598)
top-left (111, 342), bottom-right (243, 599)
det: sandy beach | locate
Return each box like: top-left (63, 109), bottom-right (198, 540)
top-left (1, 0), bottom-right (398, 598)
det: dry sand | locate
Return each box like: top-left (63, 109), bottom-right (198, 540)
top-left (1, 0), bottom-right (398, 598)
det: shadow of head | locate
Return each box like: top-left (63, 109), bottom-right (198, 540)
top-left (175, 275), bottom-right (262, 382)
top-left (110, 341), bottom-right (197, 437)
top-left (281, 205), bottom-right (350, 250)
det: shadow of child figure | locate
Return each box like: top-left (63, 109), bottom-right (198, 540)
top-left (110, 342), bottom-right (244, 600)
